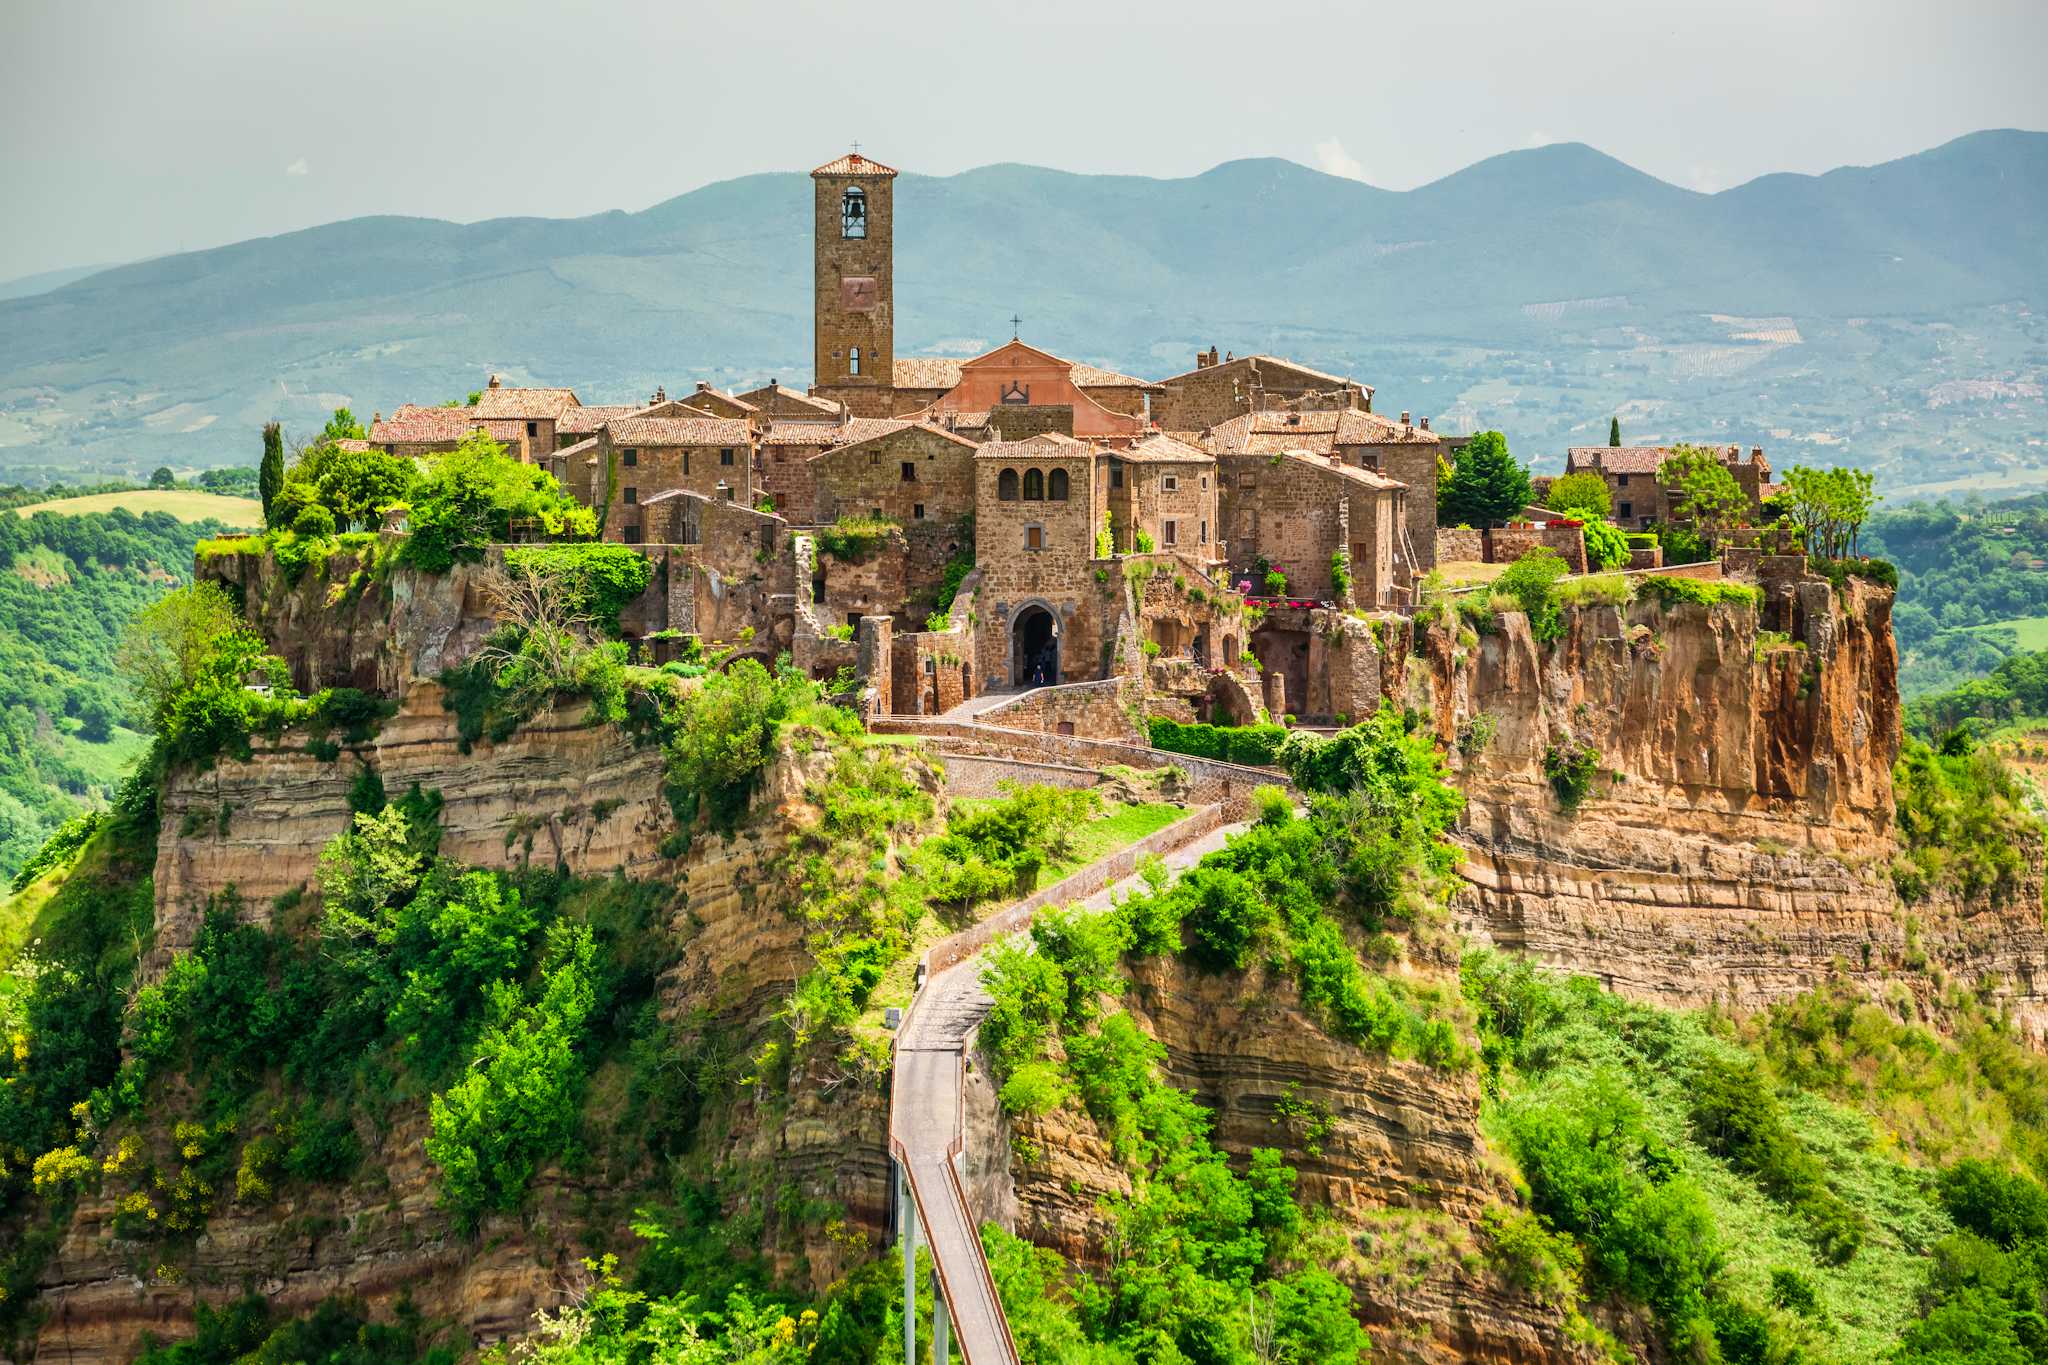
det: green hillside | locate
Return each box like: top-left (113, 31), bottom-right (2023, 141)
top-left (0, 131), bottom-right (2041, 492)
top-left (0, 507), bottom-right (224, 877)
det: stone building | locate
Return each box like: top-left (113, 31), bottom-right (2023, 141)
top-left (470, 376), bottom-right (581, 460)
top-left (736, 381), bottom-right (843, 421)
top-left (1563, 443), bottom-right (1774, 529)
top-left (1216, 451), bottom-right (1408, 607)
top-left (1105, 434), bottom-right (1220, 565)
top-left (973, 434), bottom-right (1109, 688)
top-left (675, 383), bottom-right (760, 420)
top-left (1152, 351), bottom-right (1372, 432)
top-left (809, 153), bottom-right (898, 417)
top-left (368, 405), bottom-right (480, 458)
top-left (554, 405), bottom-right (643, 452)
top-left (596, 415), bottom-right (756, 543)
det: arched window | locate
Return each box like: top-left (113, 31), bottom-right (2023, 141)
top-left (1022, 468), bottom-right (1045, 501)
top-left (1047, 468), bottom-right (1070, 501)
top-left (998, 468), bottom-right (1020, 501)
top-left (841, 186), bottom-right (867, 238)
top-left (848, 346), bottom-right (862, 376)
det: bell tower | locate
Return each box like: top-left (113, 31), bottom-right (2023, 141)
top-left (812, 151), bottom-right (896, 405)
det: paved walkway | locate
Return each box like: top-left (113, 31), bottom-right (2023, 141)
top-left (889, 818), bottom-right (1245, 1364)
top-left (937, 687), bottom-right (1038, 721)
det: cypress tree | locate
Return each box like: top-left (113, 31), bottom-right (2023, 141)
top-left (259, 421), bottom-right (285, 528)
top-left (1609, 415), bottom-right (1622, 447)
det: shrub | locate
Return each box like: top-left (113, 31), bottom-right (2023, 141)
top-left (1250, 784), bottom-right (1292, 826)
top-left (501, 544), bottom-right (653, 636)
top-left (290, 504), bottom-right (337, 538)
top-left (1581, 516), bottom-right (1631, 571)
top-left (1554, 572), bottom-right (1629, 609)
top-left (1542, 740), bottom-right (1600, 812)
top-left (1147, 717), bottom-right (1289, 767)
top-left (813, 515), bottom-right (897, 563)
top-left (1892, 734), bottom-right (2035, 902)
top-left (400, 434), bottom-right (594, 574)
top-left (1807, 554), bottom-right (1899, 593)
top-left (1494, 548), bottom-right (1569, 641)
top-left (1635, 575), bottom-right (1764, 610)
top-left (1546, 471), bottom-right (1612, 518)
top-left (1328, 549), bottom-right (1351, 599)
top-left (1262, 568), bottom-right (1287, 595)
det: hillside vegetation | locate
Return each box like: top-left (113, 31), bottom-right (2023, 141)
top-left (10, 491), bottom-right (261, 525)
top-left (0, 507), bottom-right (225, 878)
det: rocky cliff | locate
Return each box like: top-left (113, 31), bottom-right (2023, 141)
top-left (1408, 574), bottom-right (2048, 1034)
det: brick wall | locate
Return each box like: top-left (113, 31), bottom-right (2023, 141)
top-left (757, 439), bottom-right (830, 520)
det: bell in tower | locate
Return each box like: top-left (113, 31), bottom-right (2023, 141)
top-left (842, 185), bottom-right (867, 239)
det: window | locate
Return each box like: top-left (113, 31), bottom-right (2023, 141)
top-left (914, 503), bottom-right (926, 520)
top-left (849, 346), bottom-right (862, 376)
top-left (1239, 473), bottom-right (1256, 489)
top-left (1164, 474), bottom-right (1180, 492)
top-left (720, 448), bottom-right (734, 466)
top-left (683, 452), bottom-right (691, 475)
top-left (1163, 520), bottom-right (1178, 546)
top-left (841, 185), bottom-right (867, 238)
top-left (623, 523), bottom-right (642, 544)
top-left (623, 448), bottom-right (638, 467)
top-left (1619, 501), bottom-right (1633, 520)
top-left (1200, 520), bottom-right (1208, 544)
top-left (901, 461), bottom-right (916, 482)
top-left (526, 421), bottom-right (538, 438)
top-left (998, 468), bottom-right (1020, 500)
top-left (721, 484), bottom-right (735, 502)
top-left (870, 450), bottom-right (881, 466)
top-left (1617, 473), bottom-right (1630, 487)
top-left (1201, 475), bottom-right (1208, 490)
top-left (1022, 468), bottom-right (1045, 500)
top-left (1048, 468), bottom-right (1069, 500)
top-left (1110, 464), bottom-right (1123, 489)
top-left (1026, 525), bottom-right (1044, 551)
top-left (623, 486), bottom-right (637, 504)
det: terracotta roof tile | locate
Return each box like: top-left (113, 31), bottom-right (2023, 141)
top-left (604, 416), bottom-right (753, 446)
top-left (1155, 353), bottom-right (1355, 387)
top-left (974, 432), bottom-right (1094, 460)
top-left (471, 386), bottom-right (579, 420)
top-left (332, 438), bottom-right (373, 454)
top-left (737, 383), bottom-right (843, 416)
top-left (1069, 361), bottom-right (1161, 390)
top-left (893, 356), bottom-right (965, 390)
top-left (813, 152), bottom-right (899, 177)
top-left (761, 416), bottom-right (917, 447)
top-left (1564, 444), bottom-right (1741, 476)
top-left (1117, 434), bottom-right (1213, 464)
top-left (368, 405), bottom-right (479, 444)
top-left (555, 405), bottom-right (644, 436)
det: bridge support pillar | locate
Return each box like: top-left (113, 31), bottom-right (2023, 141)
top-left (932, 1269), bottom-right (952, 1362)
top-left (898, 1159), bottom-right (918, 1364)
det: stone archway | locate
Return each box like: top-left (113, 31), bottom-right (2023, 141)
top-left (1012, 605), bottom-right (1059, 688)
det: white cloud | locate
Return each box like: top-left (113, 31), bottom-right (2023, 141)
top-left (285, 157), bottom-right (309, 177)
top-left (1313, 138), bottom-right (1367, 182)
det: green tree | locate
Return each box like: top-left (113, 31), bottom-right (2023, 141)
top-left (149, 466), bottom-right (176, 490)
top-left (114, 581), bottom-right (244, 731)
top-left (318, 407), bottom-right (367, 444)
top-left (1783, 465), bottom-right (1878, 559)
top-left (1582, 517), bottom-right (1630, 571)
top-left (1438, 431), bottom-right (1532, 527)
top-left (1609, 415), bottom-right (1622, 447)
top-left (259, 421), bottom-right (285, 528)
top-left (1546, 472), bottom-right (1611, 518)
top-left (1658, 445), bottom-right (1748, 532)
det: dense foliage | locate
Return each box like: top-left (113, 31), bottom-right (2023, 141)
top-left (0, 507), bottom-right (228, 876)
top-left (397, 434), bottom-right (596, 574)
top-left (1891, 732), bottom-right (2037, 903)
top-left (1867, 492), bottom-right (2048, 695)
top-left (1145, 717), bottom-right (1288, 766)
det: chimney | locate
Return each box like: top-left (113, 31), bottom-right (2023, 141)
top-left (1420, 416), bottom-right (1431, 432)
top-left (697, 380), bottom-right (712, 392)
top-left (1400, 411), bottom-right (1411, 427)
top-left (487, 374), bottom-right (501, 389)
top-left (373, 411), bottom-right (382, 424)
top-left (1751, 445), bottom-right (1764, 462)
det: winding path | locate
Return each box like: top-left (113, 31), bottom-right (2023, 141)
top-left (888, 812), bottom-right (1245, 1363)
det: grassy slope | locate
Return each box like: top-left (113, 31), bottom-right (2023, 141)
top-left (1970, 615), bottom-right (2048, 652)
top-left (13, 490), bottom-right (262, 525)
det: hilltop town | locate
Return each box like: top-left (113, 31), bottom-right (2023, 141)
top-left (335, 150), bottom-right (1804, 738)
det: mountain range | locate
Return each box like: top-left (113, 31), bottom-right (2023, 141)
top-left (1, 130), bottom-right (2042, 492)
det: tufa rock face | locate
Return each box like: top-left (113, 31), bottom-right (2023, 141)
top-left (1411, 577), bottom-right (2048, 1035)
top-left (989, 957), bottom-right (1606, 1363)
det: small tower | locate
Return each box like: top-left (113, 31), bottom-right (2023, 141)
top-left (812, 150), bottom-right (897, 398)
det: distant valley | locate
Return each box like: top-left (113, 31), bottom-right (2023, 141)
top-left (0, 129), bottom-right (2042, 493)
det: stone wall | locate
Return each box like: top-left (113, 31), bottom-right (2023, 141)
top-left (1436, 527), bottom-right (1484, 562)
top-left (810, 424), bottom-right (976, 530)
top-left (975, 678), bottom-right (1143, 741)
top-left (974, 446), bottom-right (1108, 687)
top-left (1485, 524), bottom-right (1588, 573)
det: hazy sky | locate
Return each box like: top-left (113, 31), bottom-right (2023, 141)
top-left (2, 0), bottom-right (2043, 281)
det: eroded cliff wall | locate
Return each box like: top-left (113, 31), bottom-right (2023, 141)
top-left (1407, 576), bottom-right (2048, 1033)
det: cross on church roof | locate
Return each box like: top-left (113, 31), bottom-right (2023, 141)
top-left (851, 140), bottom-right (860, 156)
top-left (1010, 314), bottom-right (1021, 339)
